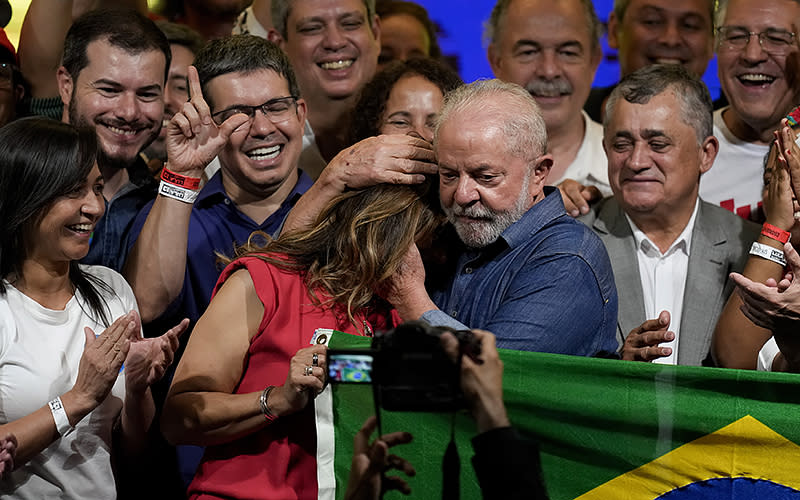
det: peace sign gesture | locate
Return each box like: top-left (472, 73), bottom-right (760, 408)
top-left (166, 66), bottom-right (250, 175)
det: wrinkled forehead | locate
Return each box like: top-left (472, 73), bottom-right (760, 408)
top-left (498, 0), bottom-right (595, 46)
top-left (623, 0), bottom-right (712, 21)
top-left (720, 0), bottom-right (799, 30)
top-left (287, 0), bottom-right (370, 24)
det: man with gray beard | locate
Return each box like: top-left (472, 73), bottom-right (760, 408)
top-left (486, 0), bottom-right (611, 217)
top-left (385, 79), bottom-right (619, 356)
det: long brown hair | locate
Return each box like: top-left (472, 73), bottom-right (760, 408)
top-left (225, 180), bottom-right (443, 325)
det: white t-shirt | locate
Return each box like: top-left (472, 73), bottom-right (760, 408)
top-left (699, 107), bottom-right (769, 221)
top-left (0, 266), bottom-right (138, 499)
top-left (553, 111), bottom-right (613, 197)
top-left (232, 5), bottom-right (269, 38)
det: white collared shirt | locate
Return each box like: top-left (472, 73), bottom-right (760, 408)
top-left (626, 200), bottom-right (700, 365)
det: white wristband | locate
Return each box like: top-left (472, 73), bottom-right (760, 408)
top-left (159, 180), bottom-right (199, 204)
top-left (48, 397), bottom-right (74, 437)
top-left (750, 242), bottom-right (787, 267)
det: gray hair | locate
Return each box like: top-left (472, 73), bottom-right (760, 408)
top-left (604, 64), bottom-right (713, 145)
top-left (435, 79), bottom-right (548, 162)
top-left (192, 35), bottom-right (300, 110)
top-left (484, 0), bottom-right (603, 49)
top-left (271, 0), bottom-right (377, 39)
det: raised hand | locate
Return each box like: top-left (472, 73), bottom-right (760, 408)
top-left (165, 66), bottom-right (250, 174)
top-left (441, 329), bottom-right (509, 433)
top-left (777, 120), bottom-right (800, 201)
top-left (764, 131), bottom-right (796, 232)
top-left (124, 317), bottom-right (189, 395)
top-left (345, 416), bottom-right (415, 500)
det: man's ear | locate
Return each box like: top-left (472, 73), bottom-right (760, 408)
top-left (607, 11), bottom-right (620, 50)
top-left (370, 14), bottom-right (381, 44)
top-left (56, 66), bottom-right (73, 108)
top-left (699, 135), bottom-right (719, 175)
top-left (488, 43), bottom-right (501, 76)
top-left (267, 28), bottom-right (284, 47)
top-left (532, 154), bottom-right (554, 183)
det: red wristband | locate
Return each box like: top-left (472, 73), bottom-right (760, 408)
top-left (762, 223), bottom-right (791, 244)
top-left (161, 166), bottom-right (201, 190)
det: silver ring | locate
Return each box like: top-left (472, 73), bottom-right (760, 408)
top-left (312, 353), bottom-right (319, 367)
top-left (304, 365), bottom-right (313, 376)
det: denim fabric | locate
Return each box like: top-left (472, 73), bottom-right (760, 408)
top-left (422, 187), bottom-right (619, 356)
top-left (81, 159), bottom-right (157, 272)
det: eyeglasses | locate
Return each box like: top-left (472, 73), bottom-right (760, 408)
top-left (715, 26), bottom-right (797, 55)
top-left (211, 96), bottom-right (298, 125)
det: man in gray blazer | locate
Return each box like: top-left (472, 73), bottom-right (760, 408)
top-left (580, 64), bottom-right (759, 366)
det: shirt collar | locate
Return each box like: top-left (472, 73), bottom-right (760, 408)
top-left (500, 186), bottom-right (568, 248)
top-left (626, 199), bottom-right (700, 257)
top-left (196, 168), bottom-right (314, 207)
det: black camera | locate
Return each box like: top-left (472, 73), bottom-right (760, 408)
top-left (327, 321), bottom-right (481, 412)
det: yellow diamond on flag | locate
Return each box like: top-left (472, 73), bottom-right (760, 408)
top-left (577, 415), bottom-right (800, 499)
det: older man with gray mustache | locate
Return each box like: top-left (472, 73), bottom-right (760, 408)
top-left (486, 0), bottom-right (611, 216)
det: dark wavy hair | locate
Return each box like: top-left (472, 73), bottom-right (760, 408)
top-left (349, 57), bottom-right (463, 144)
top-left (223, 180), bottom-right (444, 327)
top-left (0, 117), bottom-right (114, 326)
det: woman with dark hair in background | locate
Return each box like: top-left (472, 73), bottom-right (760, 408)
top-left (350, 57), bottom-right (462, 145)
top-left (376, 0), bottom-right (444, 70)
top-left (162, 177), bottom-right (444, 499)
top-left (0, 117), bottom-right (186, 498)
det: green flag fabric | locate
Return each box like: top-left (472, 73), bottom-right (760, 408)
top-left (326, 331), bottom-right (800, 499)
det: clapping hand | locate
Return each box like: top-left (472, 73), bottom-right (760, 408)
top-left (125, 316), bottom-right (189, 395)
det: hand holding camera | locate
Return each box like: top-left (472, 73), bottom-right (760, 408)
top-left (440, 329), bottom-right (510, 433)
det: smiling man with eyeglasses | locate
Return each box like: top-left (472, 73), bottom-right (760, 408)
top-left (697, 0), bottom-right (800, 222)
top-left (123, 35), bottom-right (316, 486)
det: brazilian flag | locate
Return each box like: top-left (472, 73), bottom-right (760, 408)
top-left (325, 332), bottom-right (800, 499)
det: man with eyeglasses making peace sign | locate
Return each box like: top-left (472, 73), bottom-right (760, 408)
top-left (697, 0), bottom-right (800, 222)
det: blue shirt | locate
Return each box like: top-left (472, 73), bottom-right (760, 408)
top-left (422, 187), bottom-right (619, 356)
top-left (82, 158), bottom-right (157, 272)
top-left (125, 169), bottom-right (313, 486)
top-left (126, 170), bottom-right (313, 330)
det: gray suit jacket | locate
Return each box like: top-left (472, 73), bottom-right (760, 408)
top-left (580, 197), bottom-right (759, 366)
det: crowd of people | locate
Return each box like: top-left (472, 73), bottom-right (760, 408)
top-left (0, 0), bottom-right (799, 498)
